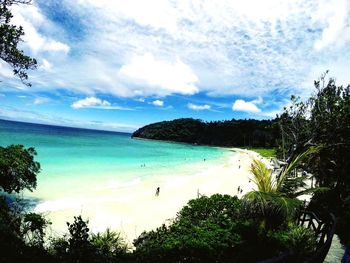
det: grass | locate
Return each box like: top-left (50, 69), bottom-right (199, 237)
top-left (240, 147), bottom-right (277, 158)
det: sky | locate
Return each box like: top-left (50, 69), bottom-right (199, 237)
top-left (1, 0), bottom-right (350, 132)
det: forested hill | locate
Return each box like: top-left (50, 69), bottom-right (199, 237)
top-left (132, 118), bottom-right (279, 147)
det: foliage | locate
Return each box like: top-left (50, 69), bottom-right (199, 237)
top-left (279, 74), bottom-right (350, 243)
top-left (133, 194), bottom-right (317, 262)
top-left (22, 212), bottom-right (51, 247)
top-left (244, 147), bottom-right (321, 229)
top-left (276, 146), bottom-right (320, 191)
top-left (49, 216), bottom-right (130, 263)
top-left (0, 144), bottom-right (40, 193)
top-left (65, 215), bottom-right (94, 262)
top-left (250, 159), bottom-right (275, 192)
top-left (0, 0), bottom-right (37, 85)
top-left (91, 228), bottom-right (130, 262)
top-left (0, 197), bottom-right (53, 262)
top-left (277, 95), bottom-right (311, 160)
top-left (132, 118), bottom-right (279, 148)
top-left (268, 224), bottom-right (317, 256)
top-left (133, 194), bottom-right (247, 262)
top-left (244, 191), bottom-right (301, 229)
top-left (176, 193), bottom-right (243, 223)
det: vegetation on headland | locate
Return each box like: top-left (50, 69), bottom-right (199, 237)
top-left (132, 118), bottom-right (280, 148)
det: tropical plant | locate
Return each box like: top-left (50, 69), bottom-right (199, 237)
top-left (268, 224), bottom-right (317, 256)
top-left (91, 228), bottom-right (130, 261)
top-left (244, 146), bottom-right (322, 228)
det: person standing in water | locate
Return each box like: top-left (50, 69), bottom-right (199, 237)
top-left (155, 187), bottom-right (160, 196)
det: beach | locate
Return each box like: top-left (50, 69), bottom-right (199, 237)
top-left (34, 148), bottom-right (266, 244)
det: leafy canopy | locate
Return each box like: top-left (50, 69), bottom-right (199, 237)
top-left (0, 144), bottom-right (40, 193)
top-left (0, 0), bottom-right (37, 86)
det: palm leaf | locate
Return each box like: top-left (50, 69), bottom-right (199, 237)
top-left (291, 187), bottom-right (329, 198)
top-left (250, 159), bottom-right (276, 192)
top-left (276, 146), bottom-right (321, 191)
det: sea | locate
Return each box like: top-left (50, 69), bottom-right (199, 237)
top-left (0, 119), bottom-right (228, 214)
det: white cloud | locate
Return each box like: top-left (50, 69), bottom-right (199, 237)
top-left (187, 103), bottom-right (211, 110)
top-left (2, 0), bottom-right (350, 103)
top-left (11, 4), bottom-right (70, 54)
top-left (72, 97), bottom-right (111, 109)
top-left (39, 59), bottom-right (53, 71)
top-left (0, 61), bottom-right (14, 78)
top-left (34, 97), bottom-right (50, 105)
top-left (151, 100), bottom-right (164, 107)
top-left (119, 53), bottom-right (198, 96)
top-left (232, 99), bottom-right (261, 113)
top-left (300, 57), bottom-right (350, 98)
top-left (71, 97), bottom-right (132, 110)
top-left (313, 0), bottom-right (349, 50)
top-left (76, 0), bottom-right (179, 32)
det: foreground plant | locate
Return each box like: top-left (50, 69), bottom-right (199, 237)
top-left (243, 146), bottom-right (324, 228)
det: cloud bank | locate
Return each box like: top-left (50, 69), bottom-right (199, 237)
top-left (2, 0), bottom-right (348, 100)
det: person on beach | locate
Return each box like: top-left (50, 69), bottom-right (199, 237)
top-left (237, 186), bottom-right (240, 194)
top-left (155, 187), bottom-right (160, 196)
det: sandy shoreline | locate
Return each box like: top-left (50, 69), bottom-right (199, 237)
top-left (38, 148), bottom-right (267, 244)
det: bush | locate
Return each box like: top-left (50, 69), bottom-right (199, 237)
top-left (49, 216), bottom-right (130, 263)
top-left (91, 228), bottom-right (130, 262)
top-left (133, 194), bottom-right (287, 262)
top-left (269, 224), bottom-right (317, 255)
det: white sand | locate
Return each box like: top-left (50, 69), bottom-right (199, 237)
top-left (38, 148), bottom-right (267, 244)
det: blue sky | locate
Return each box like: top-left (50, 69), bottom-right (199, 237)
top-left (1, 0), bottom-right (350, 132)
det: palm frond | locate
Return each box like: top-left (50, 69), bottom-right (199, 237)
top-left (276, 146), bottom-right (321, 191)
top-left (243, 190), bottom-right (302, 227)
top-left (250, 159), bottom-right (276, 192)
top-left (291, 187), bottom-right (330, 198)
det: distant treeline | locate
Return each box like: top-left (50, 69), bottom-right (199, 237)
top-left (132, 118), bottom-right (279, 147)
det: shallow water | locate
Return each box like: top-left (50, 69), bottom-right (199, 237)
top-left (0, 119), bottom-right (229, 208)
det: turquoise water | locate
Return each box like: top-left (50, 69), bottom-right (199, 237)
top-left (0, 119), bottom-right (228, 199)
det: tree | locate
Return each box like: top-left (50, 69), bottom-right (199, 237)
top-left (22, 213), bottom-right (51, 248)
top-left (0, 0), bottom-right (37, 86)
top-left (279, 73), bottom-right (350, 243)
top-left (0, 144), bottom-right (40, 193)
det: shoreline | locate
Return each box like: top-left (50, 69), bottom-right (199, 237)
top-left (34, 147), bottom-right (266, 244)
